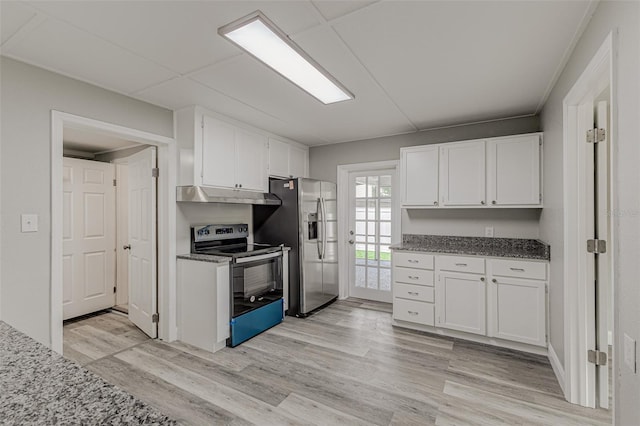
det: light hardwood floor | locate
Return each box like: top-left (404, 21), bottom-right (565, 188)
top-left (63, 300), bottom-right (612, 425)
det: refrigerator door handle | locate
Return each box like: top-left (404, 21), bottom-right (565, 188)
top-left (316, 198), bottom-right (323, 260)
top-left (321, 197), bottom-right (327, 260)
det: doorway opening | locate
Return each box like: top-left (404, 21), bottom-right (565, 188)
top-left (61, 127), bottom-right (159, 350)
top-left (337, 161), bottom-right (400, 304)
top-left (51, 111), bottom-right (177, 355)
top-left (561, 32), bottom-right (615, 412)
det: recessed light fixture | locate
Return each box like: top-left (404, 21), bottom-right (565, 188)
top-left (218, 11), bottom-right (354, 105)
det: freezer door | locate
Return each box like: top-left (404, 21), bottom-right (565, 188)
top-left (300, 179), bottom-right (324, 314)
top-left (321, 181), bottom-right (339, 299)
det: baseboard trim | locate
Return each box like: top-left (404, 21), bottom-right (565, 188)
top-left (548, 342), bottom-right (566, 396)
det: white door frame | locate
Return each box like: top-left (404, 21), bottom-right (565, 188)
top-left (561, 32), bottom-right (615, 407)
top-left (51, 111), bottom-right (177, 354)
top-left (337, 160), bottom-right (400, 300)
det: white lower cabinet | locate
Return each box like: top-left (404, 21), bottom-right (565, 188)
top-left (436, 271), bottom-right (486, 335)
top-left (393, 251), bottom-right (548, 351)
top-left (177, 259), bottom-right (230, 353)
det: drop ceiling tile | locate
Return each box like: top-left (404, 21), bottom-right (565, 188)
top-left (191, 25), bottom-right (413, 144)
top-left (135, 76), bottom-right (328, 145)
top-left (311, 0), bottom-right (377, 22)
top-left (3, 18), bottom-right (176, 94)
top-left (1, 1), bottom-right (37, 44)
top-left (332, 1), bottom-right (591, 129)
top-left (27, 1), bottom-right (322, 75)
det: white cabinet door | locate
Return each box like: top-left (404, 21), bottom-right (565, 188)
top-left (487, 135), bottom-right (541, 206)
top-left (202, 116), bottom-right (236, 189)
top-left (440, 141), bottom-right (486, 206)
top-left (268, 137), bottom-right (290, 178)
top-left (401, 146), bottom-right (439, 206)
top-left (235, 128), bottom-right (267, 191)
top-left (489, 277), bottom-right (546, 346)
top-left (436, 271), bottom-right (486, 335)
top-left (289, 145), bottom-right (307, 178)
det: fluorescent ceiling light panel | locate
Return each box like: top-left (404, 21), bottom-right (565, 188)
top-left (219, 12), bottom-right (353, 105)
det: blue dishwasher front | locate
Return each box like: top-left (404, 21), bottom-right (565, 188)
top-left (229, 298), bottom-right (284, 347)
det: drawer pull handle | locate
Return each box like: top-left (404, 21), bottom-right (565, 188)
top-left (408, 275), bottom-right (419, 280)
top-left (407, 311), bottom-right (419, 316)
top-left (407, 291), bottom-right (419, 296)
top-left (510, 268), bottom-right (525, 272)
top-left (455, 263), bottom-right (467, 267)
top-left (407, 260), bottom-right (419, 263)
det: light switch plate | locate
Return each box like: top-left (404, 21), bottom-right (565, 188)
top-left (21, 214), bottom-right (38, 233)
top-left (485, 227), bottom-right (494, 238)
top-left (624, 333), bottom-right (636, 373)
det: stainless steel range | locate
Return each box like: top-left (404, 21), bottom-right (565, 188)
top-left (191, 224), bottom-right (284, 346)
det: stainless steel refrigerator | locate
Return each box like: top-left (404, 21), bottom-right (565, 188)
top-left (254, 178), bottom-right (338, 317)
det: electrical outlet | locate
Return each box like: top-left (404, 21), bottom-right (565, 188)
top-left (624, 333), bottom-right (636, 373)
top-left (485, 227), bottom-right (494, 238)
top-left (21, 214), bottom-right (38, 233)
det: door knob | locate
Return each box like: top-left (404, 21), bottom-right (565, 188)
top-left (349, 230), bottom-right (354, 235)
top-left (348, 240), bottom-right (354, 245)
top-left (123, 244), bottom-right (131, 250)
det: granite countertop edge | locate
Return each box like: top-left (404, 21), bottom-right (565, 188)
top-left (389, 244), bottom-right (549, 261)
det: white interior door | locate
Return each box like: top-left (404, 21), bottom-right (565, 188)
top-left (62, 158), bottom-right (115, 320)
top-left (348, 168), bottom-right (397, 303)
top-left (127, 146), bottom-right (157, 338)
top-left (595, 99), bottom-right (611, 409)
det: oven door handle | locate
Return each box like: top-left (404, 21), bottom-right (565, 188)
top-left (234, 251), bottom-right (282, 264)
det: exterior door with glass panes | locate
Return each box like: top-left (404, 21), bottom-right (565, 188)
top-left (348, 168), bottom-right (397, 303)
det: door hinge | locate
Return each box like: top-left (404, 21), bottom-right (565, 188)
top-left (113, 179), bottom-right (117, 187)
top-left (587, 239), bottom-right (607, 254)
top-left (152, 313), bottom-right (159, 323)
top-left (588, 349), bottom-right (608, 366)
top-left (152, 167), bottom-right (159, 178)
top-left (586, 128), bottom-right (606, 143)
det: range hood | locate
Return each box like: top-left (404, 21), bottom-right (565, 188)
top-left (176, 186), bottom-right (281, 206)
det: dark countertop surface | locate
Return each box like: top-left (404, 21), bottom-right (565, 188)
top-left (177, 253), bottom-right (231, 263)
top-left (0, 321), bottom-right (176, 425)
top-left (390, 234), bottom-right (550, 261)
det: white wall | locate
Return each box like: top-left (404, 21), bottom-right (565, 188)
top-left (539, 1), bottom-right (639, 423)
top-left (309, 116), bottom-right (541, 239)
top-left (0, 57), bottom-right (173, 347)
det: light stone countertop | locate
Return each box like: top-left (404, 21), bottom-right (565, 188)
top-left (0, 321), bottom-right (176, 425)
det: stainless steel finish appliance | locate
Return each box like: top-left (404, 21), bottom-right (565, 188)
top-left (178, 186), bottom-right (281, 206)
top-left (191, 224), bottom-right (284, 345)
top-left (254, 178), bottom-right (338, 317)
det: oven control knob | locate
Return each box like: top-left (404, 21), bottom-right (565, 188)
top-left (250, 295), bottom-right (256, 303)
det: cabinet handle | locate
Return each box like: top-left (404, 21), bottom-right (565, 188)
top-left (481, 201), bottom-right (486, 205)
top-left (455, 263), bottom-right (467, 267)
top-left (407, 311), bottom-right (419, 316)
top-left (433, 201), bottom-right (438, 206)
top-left (492, 200), bottom-right (497, 205)
top-left (408, 291), bottom-right (419, 296)
top-left (480, 277), bottom-right (485, 282)
top-left (510, 268), bottom-right (525, 272)
top-left (239, 184), bottom-right (242, 188)
top-left (408, 276), bottom-right (419, 280)
top-left (407, 260), bottom-right (419, 264)
top-left (492, 278), bottom-right (497, 283)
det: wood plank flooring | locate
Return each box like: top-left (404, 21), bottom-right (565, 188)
top-left (63, 300), bottom-right (611, 425)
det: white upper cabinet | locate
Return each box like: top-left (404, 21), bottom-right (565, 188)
top-left (440, 141), bottom-right (486, 207)
top-left (201, 115), bottom-right (267, 191)
top-left (400, 145), bottom-right (439, 207)
top-left (399, 132), bottom-right (542, 208)
top-left (487, 134), bottom-right (541, 206)
top-left (268, 137), bottom-right (308, 179)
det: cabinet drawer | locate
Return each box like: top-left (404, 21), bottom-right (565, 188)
top-left (490, 259), bottom-right (546, 280)
top-left (394, 252), bottom-right (434, 269)
top-left (437, 255), bottom-right (485, 274)
top-left (395, 283), bottom-right (434, 302)
top-left (394, 267), bottom-right (434, 286)
top-left (393, 298), bottom-right (434, 326)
